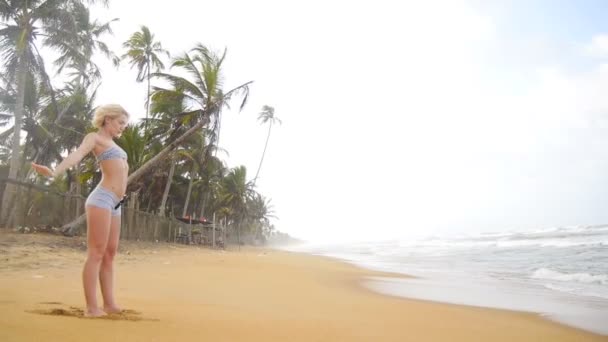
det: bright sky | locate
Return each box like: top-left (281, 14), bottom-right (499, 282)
top-left (88, 0), bottom-right (608, 242)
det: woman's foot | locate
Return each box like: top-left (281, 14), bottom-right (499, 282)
top-left (103, 305), bottom-right (123, 314)
top-left (84, 307), bottom-right (107, 318)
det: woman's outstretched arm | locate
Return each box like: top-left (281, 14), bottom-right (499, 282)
top-left (32, 132), bottom-right (97, 178)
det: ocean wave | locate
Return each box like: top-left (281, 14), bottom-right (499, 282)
top-left (543, 283), bottom-right (580, 293)
top-left (542, 283), bottom-right (608, 300)
top-left (531, 268), bottom-right (608, 285)
top-left (393, 238), bottom-right (607, 250)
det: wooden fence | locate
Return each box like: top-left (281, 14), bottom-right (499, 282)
top-left (0, 178), bottom-right (228, 248)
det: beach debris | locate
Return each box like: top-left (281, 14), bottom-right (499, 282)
top-left (15, 226), bottom-right (31, 234)
top-left (10, 225), bottom-right (65, 235)
top-left (27, 306), bottom-right (151, 321)
top-left (61, 227), bottom-right (77, 237)
top-left (34, 225), bottom-right (54, 233)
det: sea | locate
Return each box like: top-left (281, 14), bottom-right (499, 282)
top-left (282, 225), bottom-right (608, 335)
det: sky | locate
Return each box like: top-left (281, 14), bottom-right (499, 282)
top-left (83, 0), bottom-right (608, 242)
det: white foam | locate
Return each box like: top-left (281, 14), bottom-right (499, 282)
top-left (532, 268), bottom-right (608, 285)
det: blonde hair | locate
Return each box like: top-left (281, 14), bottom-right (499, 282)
top-left (92, 104), bottom-right (129, 129)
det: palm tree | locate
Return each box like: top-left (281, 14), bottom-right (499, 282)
top-left (177, 131), bottom-right (207, 218)
top-left (253, 105), bottom-right (280, 185)
top-left (46, 1), bottom-right (119, 88)
top-left (196, 151), bottom-right (225, 219)
top-left (31, 3), bottom-right (117, 225)
top-left (146, 80), bottom-right (189, 217)
top-left (0, 0), bottom-right (62, 223)
top-left (62, 43), bottom-right (252, 231)
top-left (115, 124), bottom-right (150, 174)
top-left (40, 83), bottom-right (98, 218)
top-left (248, 193), bottom-right (275, 225)
top-left (154, 44), bottom-right (231, 148)
top-left (245, 192), bottom-right (276, 243)
top-left (122, 26), bottom-right (169, 134)
top-left (116, 123), bottom-right (165, 211)
top-left (220, 165), bottom-right (255, 244)
top-left (150, 44), bottom-right (245, 217)
top-left (0, 74), bottom-right (18, 165)
top-left (0, 64), bottom-right (60, 225)
top-left (1, 73), bottom-right (94, 226)
top-left (0, 0), bottom-right (108, 224)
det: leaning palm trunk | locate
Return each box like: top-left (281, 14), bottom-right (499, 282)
top-left (253, 121), bottom-right (272, 185)
top-left (1, 57), bottom-right (27, 225)
top-left (158, 159), bottom-right (175, 217)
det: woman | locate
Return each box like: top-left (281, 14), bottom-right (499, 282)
top-left (32, 104), bottom-right (129, 317)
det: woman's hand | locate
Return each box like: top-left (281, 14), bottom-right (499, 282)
top-left (31, 162), bottom-right (54, 178)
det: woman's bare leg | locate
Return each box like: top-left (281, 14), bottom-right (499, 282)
top-left (83, 206), bottom-right (111, 317)
top-left (100, 214), bottom-right (121, 313)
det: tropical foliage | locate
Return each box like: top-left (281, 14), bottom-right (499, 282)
top-left (0, 0), bottom-right (277, 243)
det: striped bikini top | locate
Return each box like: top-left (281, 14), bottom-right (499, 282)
top-left (96, 145), bottom-right (127, 161)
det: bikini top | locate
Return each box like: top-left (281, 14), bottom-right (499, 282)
top-left (96, 145), bottom-right (128, 161)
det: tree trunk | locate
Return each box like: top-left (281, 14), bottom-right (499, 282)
top-left (253, 122), bottom-right (272, 186)
top-left (236, 218), bottom-right (241, 250)
top-left (158, 159), bottom-right (175, 217)
top-left (75, 168), bottom-right (82, 218)
top-left (66, 180), bottom-right (76, 219)
top-left (1, 56), bottom-right (27, 226)
top-left (145, 196), bottom-right (152, 212)
top-left (200, 191), bottom-right (208, 220)
top-left (145, 59), bottom-right (150, 135)
top-left (181, 165), bottom-right (195, 217)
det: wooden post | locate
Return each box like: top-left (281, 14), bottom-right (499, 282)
top-left (223, 217), bottom-right (227, 249)
top-left (212, 213), bottom-right (216, 249)
top-left (168, 219), bottom-right (172, 243)
top-left (23, 185), bottom-right (32, 228)
top-left (153, 213), bottom-right (157, 241)
top-left (127, 191), bottom-right (136, 240)
top-left (141, 213), bottom-right (147, 241)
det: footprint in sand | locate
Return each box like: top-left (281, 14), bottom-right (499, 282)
top-left (28, 304), bottom-right (155, 321)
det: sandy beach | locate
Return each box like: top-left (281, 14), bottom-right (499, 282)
top-left (0, 231), bottom-right (605, 342)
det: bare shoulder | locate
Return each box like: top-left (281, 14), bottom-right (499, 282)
top-left (84, 132), bottom-right (99, 140)
top-left (80, 132), bottom-right (99, 150)
top-left (83, 132), bottom-right (99, 143)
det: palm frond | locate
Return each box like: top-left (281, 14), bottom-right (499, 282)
top-left (151, 72), bottom-right (205, 107)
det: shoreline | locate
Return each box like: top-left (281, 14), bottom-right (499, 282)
top-left (1, 232), bottom-right (606, 341)
top-left (279, 244), bottom-right (608, 336)
top-left (361, 275), bottom-right (608, 336)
